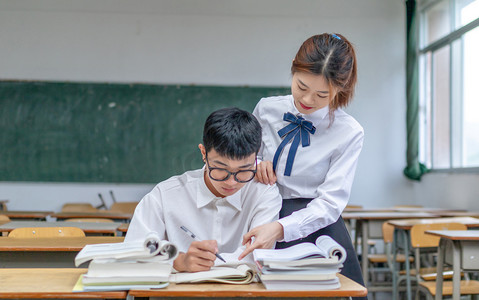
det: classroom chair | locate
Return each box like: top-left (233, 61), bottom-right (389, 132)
top-left (0, 214), bottom-right (10, 223)
top-left (61, 203), bottom-right (98, 212)
top-left (367, 222), bottom-right (414, 297)
top-left (108, 202), bottom-right (138, 214)
top-left (394, 222), bottom-right (467, 300)
top-left (64, 218), bottom-right (114, 223)
top-left (418, 278), bottom-right (479, 300)
top-left (8, 227), bottom-right (86, 238)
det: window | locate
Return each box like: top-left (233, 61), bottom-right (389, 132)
top-left (418, 0), bottom-right (479, 170)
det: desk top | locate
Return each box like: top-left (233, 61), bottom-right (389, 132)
top-left (129, 274), bottom-right (367, 298)
top-left (342, 211), bottom-right (439, 220)
top-left (0, 221), bottom-right (121, 235)
top-left (52, 211), bottom-right (132, 221)
top-left (0, 236), bottom-right (124, 251)
top-left (388, 217), bottom-right (479, 230)
top-left (425, 230), bottom-right (479, 240)
top-left (0, 210), bottom-right (54, 219)
top-left (0, 268), bottom-right (126, 299)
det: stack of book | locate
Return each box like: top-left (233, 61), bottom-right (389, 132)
top-left (253, 235), bottom-right (346, 290)
top-left (73, 232), bottom-right (178, 291)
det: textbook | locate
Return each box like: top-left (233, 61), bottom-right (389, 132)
top-left (73, 275), bottom-right (169, 292)
top-left (253, 235), bottom-right (346, 267)
top-left (261, 278), bottom-right (341, 291)
top-left (170, 246), bottom-right (258, 284)
top-left (75, 231), bottom-right (178, 266)
top-left (253, 235), bottom-right (344, 290)
top-left (170, 264), bottom-right (256, 284)
top-left (73, 232), bottom-right (177, 292)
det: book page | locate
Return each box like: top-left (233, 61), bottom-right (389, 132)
top-left (169, 264), bottom-right (256, 284)
top-left (75, 231), bottom-right (178, 266)
top-left (315, 235), bottom-right (346, 264)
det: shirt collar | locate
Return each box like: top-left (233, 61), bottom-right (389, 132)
top-left (196, 166), bottom-right (243, 211)
top-left (289, 96), bottom-right (329, 126)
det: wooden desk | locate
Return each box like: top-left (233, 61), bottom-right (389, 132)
top-left (388, 217), bottom-right (479, 300)
top-left (0, 236), bottom-right (124, 268)
top-left (341, 211), bottom-right (439, 290)
top-left (0, 220), bottom-right (121, 236)
top-left (0, 268), bottom-right (126, 299)
top-left (0, 210), bottom-right (54, 220)
top-left (128, 274), bottom-right (367, 299)
top-left (117, 223), bottom-right (129, 236)
top-left (52, 211), bottom-right (132, 222)
top-left (426, 230), bottom-right (479, 300)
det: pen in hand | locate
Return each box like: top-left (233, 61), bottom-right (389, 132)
top-left (180, 225), bottom-right (226, 263)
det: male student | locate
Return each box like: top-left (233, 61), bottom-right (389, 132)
top-left (125, 107), bottom-right (282, 272)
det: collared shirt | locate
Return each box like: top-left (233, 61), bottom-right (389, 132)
top-left (253, 95), bottom-right (364, 242)
top-left (125, 167), bottom-right (282, 254)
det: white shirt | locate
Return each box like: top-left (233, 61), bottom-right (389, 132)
top-left (125, 167), bottom-right (282, 254)
top-left (253, 95), bottom-right (364, 242)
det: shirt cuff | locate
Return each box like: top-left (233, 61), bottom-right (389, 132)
top-left (277, 215), bottom-right (301, 242)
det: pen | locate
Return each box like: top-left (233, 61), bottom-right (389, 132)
top-left (180, 225), bottom-right (226, 263)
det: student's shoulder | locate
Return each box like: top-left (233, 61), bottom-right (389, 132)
top-left (254, 95), bottom-right (293, 119)
top-left (154, 169), bottom-right (203, 193)
top-left (256, 94), bottom-right (292, 109)
top-left (241, 178), bottom-right (280, 198)
top-left (334, 108), bottom-right (364, 135)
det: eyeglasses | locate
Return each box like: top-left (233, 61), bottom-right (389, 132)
top-left (205, 153), bottom-right (257, 183)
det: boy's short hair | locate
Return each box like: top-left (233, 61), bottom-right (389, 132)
top-left (203, 107), bottom-right (261, 159)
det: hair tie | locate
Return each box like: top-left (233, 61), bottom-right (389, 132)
top-left (331, 34), bottom-right (341, 40)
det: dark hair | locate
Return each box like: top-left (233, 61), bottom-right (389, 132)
top-left (203, 107), bottom-right (262, 159)
top-left (291, 33), bottom-right (357, 113)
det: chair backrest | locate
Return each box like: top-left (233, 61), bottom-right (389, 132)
top-left (61, 203), bottom-right (98, 212)
top-left (382, 221), bottom-right (395, 244)
top-left (64, 218), bottom-right (114, 223)
top-left (410, 222), bottom-right (467, 248)
top-left (0, 214), bottom-right (10, 223)
top-left (108, 202), bottom-right (138, 214)
top-left (346, 204), bottom-right (363, 209)
top-left (8, 227), bottom-right (86, 238)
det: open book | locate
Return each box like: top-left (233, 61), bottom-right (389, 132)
top-left (170, 246), bottom-right (257, 284)
top-left (75, 231), bottom-right (178, 266)
top-left (253, 235), bottom-right (346, 268)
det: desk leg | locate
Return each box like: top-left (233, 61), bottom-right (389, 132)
top-left (392, 228), bottom-right (398, 300)
top-left (435, 238), bottom-right (445, 300)
top-left (361, 220), bottom-right (369, 287)
top-left (401, 229), bottom-right (412, 300)
top-left (451, 239), bottom-right (461, 300)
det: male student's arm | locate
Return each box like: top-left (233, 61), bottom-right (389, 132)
top-left (125, 190), bottom-right (218, 272)
top-left (233, 184), bottom-right (282, 261)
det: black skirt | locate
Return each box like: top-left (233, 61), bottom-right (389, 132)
top-left (276, 198), bottom-right (367, 299)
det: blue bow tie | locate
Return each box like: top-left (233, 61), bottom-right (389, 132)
top-left (272, 112), bottom-right (316, 176)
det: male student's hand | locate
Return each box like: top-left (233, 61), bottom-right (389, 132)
top-left (255, 161), bottom-right (277, 185)
top-left (173, 240), bottom-right (218, 272)
top-left (238, 221), bottom-right (284, 260)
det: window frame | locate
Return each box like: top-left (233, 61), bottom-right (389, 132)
top-left (417, 0), bottom-right (479, 173)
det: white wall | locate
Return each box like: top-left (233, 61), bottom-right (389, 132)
top-left (1, 0), bottom-right (478, 212)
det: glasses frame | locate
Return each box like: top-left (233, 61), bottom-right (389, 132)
top-left (205, 153), bottom-right (257, 183)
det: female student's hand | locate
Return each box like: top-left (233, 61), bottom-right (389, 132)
top-left (238, 221), bottom-right (284, 260)
top-left (173, 240), bottom-right (218, 272)
top-left (255, 161), bottom-right (277, 185)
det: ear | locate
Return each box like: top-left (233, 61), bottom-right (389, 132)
top-left (198, 144), bottom-right (206, 162)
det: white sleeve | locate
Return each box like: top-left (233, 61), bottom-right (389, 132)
top-left (124, 188), bottom-right (167, 243)
top-left (248, 183), bottom-right (282, 231)
top-left (278, 129), bottom-right (364, 242)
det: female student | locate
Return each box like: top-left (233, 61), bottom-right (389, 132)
top-left (239, 33), bottom-right (365, 288)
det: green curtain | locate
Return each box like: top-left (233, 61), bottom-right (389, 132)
top-left (404, 0), bottom-right (428, 180)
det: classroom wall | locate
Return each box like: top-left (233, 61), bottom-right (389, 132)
top-left (1, 0), bottom-right (478, 212)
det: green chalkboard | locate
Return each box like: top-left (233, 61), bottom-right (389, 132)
top-left (0, 81), bottom-right (289, 183)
